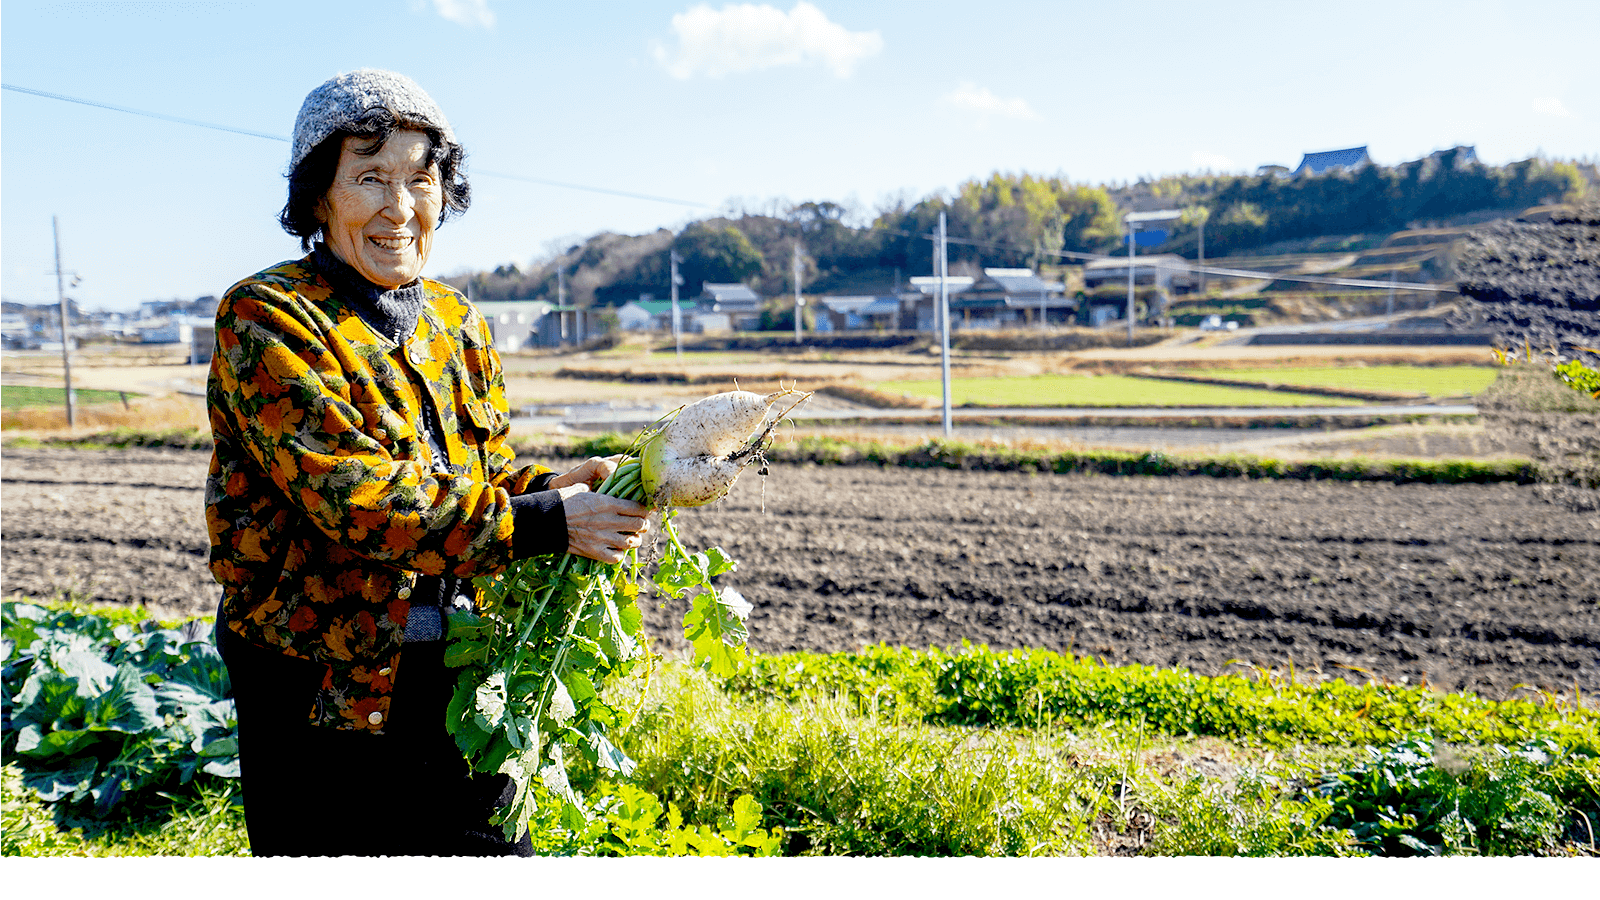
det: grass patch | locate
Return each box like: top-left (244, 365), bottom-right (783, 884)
top-left (3, 428), bottom-right (1533, 485)
top-left (1, 385), bottom-right (139, 409)
top-left (729, 644), bottom-right (1600, 752)
top-left (2, 766), bottom-right (250, 857)
top-left (1201, 366), bottom-right (1500, 398)
top-left (871, 374), bottom-right (1365, 408)
top-left (1, 427), bottom-right (211, 450)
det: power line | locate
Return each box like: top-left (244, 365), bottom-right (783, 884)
top-left (2, 82), bottom-right (710, 208)
top-left (472, 168), bottom-right (707, 208)
top-left (3, 83), bottom-right (289, 142)
top-left (3, 82), bottom-right (1459, 291)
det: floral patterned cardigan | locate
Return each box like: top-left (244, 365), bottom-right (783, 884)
top-left (205, 254), bottom-right (562, 732)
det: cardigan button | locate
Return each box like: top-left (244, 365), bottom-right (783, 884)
top-left (397, 586), bottom-right (412, 600)
top-left (379, 667), bottom-right (392, 676)
top-left (408, 342), bottom-right (427, 366)
top-left (367, 711), bottom-right (384, 726)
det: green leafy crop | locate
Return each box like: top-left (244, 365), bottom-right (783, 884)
top-left (445, 457), bottom-right (756, 842)
top-left (1, 603), bottom-right (238, 816)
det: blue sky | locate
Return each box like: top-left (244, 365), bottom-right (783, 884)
top-left (3, 0), bottom-right (1595, 311)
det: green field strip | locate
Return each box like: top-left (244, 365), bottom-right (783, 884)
top-left (1201, 366), bottom-right (1499, 398)
top-left (870, 374), bottom-right (1366, 408)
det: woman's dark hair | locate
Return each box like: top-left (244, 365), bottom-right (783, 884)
top-left (279, 107), bottom-right (471, 251)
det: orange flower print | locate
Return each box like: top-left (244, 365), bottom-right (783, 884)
top-left (345, 696), bottom-right (385, 730)
top-left (386, 598), bottom-right (408, 626)
top-left (298, 487), bottom-right (329, 520)
top-left (324, 618), bottom-right (356, 659)
top-left (335, 570), bottom-right (368, 597)
top-left (259, 397), bottom-right (305, 437)
top-left (304, 574), bottom-right (332, 605)
top-left (225, 472), bottom-right (250, 497)
top-left (286, 606), bottom-right (318, 632)
top-left (383, 518), bottom-right (424, 554)
top-left (236, 528), bottom-right (270, 563)
top-left (251, 365), bottom-right (286, 399)
top-left (413, 549), bottom-right (446, 576)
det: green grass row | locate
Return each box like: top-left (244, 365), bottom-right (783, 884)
top-left (569, 433), bottom-right (1538, 485)
top-left (3, 427), bottom-right (1536, 486)
top-left (0, 385), bottom-right (139, 409)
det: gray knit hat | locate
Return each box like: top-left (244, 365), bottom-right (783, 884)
top-left (289, 69), bottom-right (456, 169)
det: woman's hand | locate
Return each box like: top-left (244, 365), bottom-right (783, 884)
top-left (556, 483), bottom-right (652, 564)
top-left (548, 455), bottom-right (625, 491)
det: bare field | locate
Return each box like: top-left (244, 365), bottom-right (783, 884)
top-left (3, 447), bottom-right (1593, 701)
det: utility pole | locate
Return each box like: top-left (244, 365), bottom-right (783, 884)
top-left (557, 266), bottom-right (568, 344)
top-left (939, 211), bottom-right (952, 437)
top-left (670, 250), bottom-right (684, 359)
top-left (53, 216), bottom-right (75, 428)
top-left (1126, 224), bottom-right (1137, 347)
top-left (792, 241), bottom-right (804, 345)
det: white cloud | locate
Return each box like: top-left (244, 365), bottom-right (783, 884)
top-left (1191, 151), bottom-right (1234, 171)
top-left (654, 2), bottom-right (882, 79)
top-left (941, 82), bottom-right (1040, 121)
top-left (431, 0), bottom-right (495, 29)
top-left (1532, 96), bottom-right (1573, 118)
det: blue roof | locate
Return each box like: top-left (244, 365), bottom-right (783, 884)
top-left (1294, 146), bottom-right (1370, 176)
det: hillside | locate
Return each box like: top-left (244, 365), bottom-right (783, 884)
top-left (443, 154), bottom-right (1591, 330)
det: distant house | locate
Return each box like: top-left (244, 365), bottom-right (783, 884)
top-left (1, 312), bottom-right (34, 349)
top-left (1081, 255), bottom-right (1196, 293)
top-left (814, 295), bottom-right (907, 332)
top-left (136, 316), bottom-right (191, 344)
top-left (617, 298), bottom-right (678, 332)
top-left (1293, 146), bottom-right (1372, 177)
top-left (945, 268), bottom-right (1070, 329)
top-left (1256, 164), bottom-right (1291, 178)
top-left (477, 300), bottom-right (555, 352)
top-left (696, 283), bottom-right (763, 331)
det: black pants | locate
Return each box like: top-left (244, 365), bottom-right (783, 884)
top-left (218, 626), bottom-right (533, 857)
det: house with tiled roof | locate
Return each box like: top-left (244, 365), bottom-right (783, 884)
top-left (696, 282), bottom-right (764, 331)
top-left (947, 268), bottom-right (1071, 329)
top-left (1293, 146), bottom-right (1372, 177)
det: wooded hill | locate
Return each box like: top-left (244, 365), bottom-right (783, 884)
top-left (445, 154), bottom-right (1590, 311)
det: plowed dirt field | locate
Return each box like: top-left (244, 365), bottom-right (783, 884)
top-left (3, 447), bottom-right (1596, 699)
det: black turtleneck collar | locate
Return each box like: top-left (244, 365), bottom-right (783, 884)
top-left (311, 242), bottom-right (428, 346)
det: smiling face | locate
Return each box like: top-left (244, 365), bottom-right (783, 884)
top-left (315, 129), bottom-right (442, 289)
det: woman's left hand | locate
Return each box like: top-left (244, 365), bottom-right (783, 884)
top-left (548, 455), bottom-right (625, 491)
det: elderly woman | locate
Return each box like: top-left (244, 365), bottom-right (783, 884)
top-left (206, 69), bottom-right (649, 857)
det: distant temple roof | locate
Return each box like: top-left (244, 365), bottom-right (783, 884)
top-left (1293, 146), bottom-right (1371, 177)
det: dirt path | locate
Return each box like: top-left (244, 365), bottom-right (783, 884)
top-left (3, 447), bottom-right (1594, 700)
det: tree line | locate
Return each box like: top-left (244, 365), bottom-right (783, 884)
top-left (448, 154), bottom-right (1588, 308)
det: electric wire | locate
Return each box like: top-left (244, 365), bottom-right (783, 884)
top-left (5, 82), bottom-right (1453, 292)
top-left (2, 83), bottom-right (709, 208)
